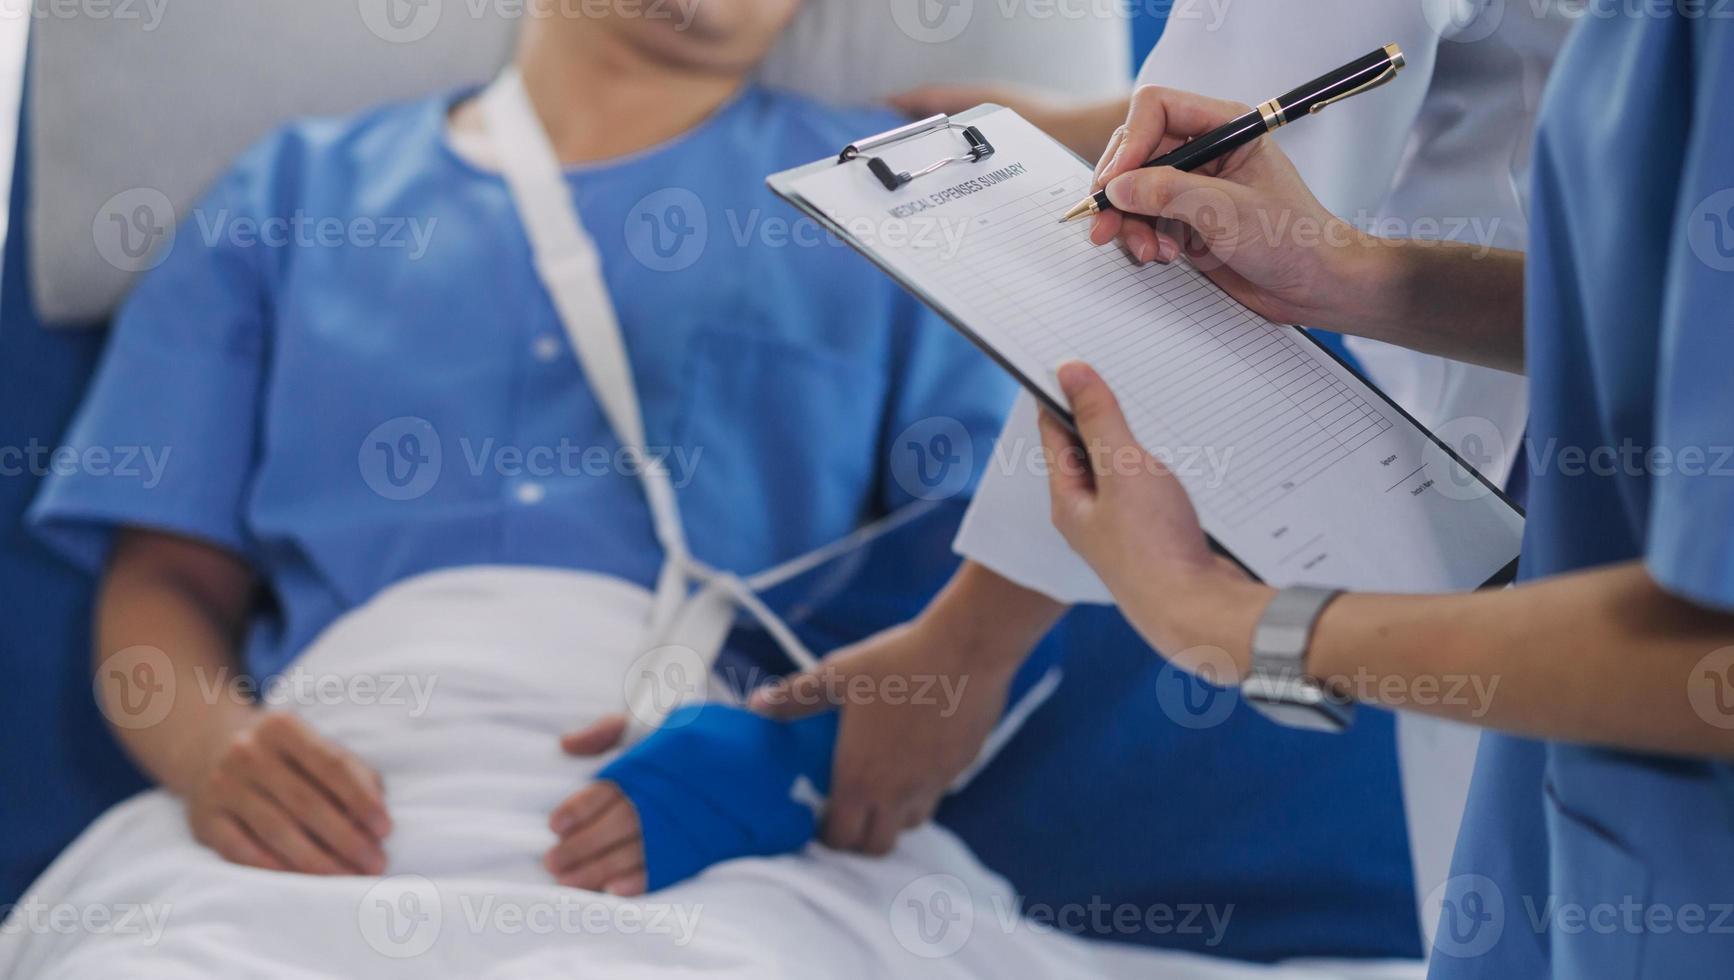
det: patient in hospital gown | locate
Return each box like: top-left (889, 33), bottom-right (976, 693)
top-left (24, 0), bottom-right (1008, 909)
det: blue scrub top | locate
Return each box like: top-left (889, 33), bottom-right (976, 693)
top-left (29, 86), bottom-right (1013, 678)
top-left (1432, 13), bottom-right (1734, 978)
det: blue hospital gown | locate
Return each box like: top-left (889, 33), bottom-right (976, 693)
top-left (29, 86), bottom-right (1013, 678)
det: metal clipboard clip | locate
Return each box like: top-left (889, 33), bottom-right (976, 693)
top-left (838, 114), bottom-right (995, 191)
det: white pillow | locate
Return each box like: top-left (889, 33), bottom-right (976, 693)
top-left (28, 0), bottom-right (1128, 325)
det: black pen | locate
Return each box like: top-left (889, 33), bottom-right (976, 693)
top-left (1061, 43), bottom-right (1407, 223)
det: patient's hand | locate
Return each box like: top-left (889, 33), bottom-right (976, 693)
top-left (545, 715), bottom-right (648, 896)
top-left (186, 711), bottom-right (391, 875)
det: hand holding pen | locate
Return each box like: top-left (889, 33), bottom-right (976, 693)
top-left (1079, 84), bottom-right (1381, 335)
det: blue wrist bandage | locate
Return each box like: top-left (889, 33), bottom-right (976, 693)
top-left (599, 703), bottom-right (839, 891)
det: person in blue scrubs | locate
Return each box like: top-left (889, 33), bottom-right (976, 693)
top-left (28, 2), bottom-right (1010, 890)
top-left (994, 10), bottom-right (1733, 976)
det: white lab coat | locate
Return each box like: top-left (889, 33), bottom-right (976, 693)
top-left (953, 0), bottom-right (1574, 950)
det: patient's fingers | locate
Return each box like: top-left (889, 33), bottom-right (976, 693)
top-left (244, 747), bottom-right (386, 874)
top-left (257, 714), bottom-right (391, 838)
top-left (226, 785), bottom-right (349, 875)
top-left (194, 812), bottom-right (286, 872)
top-left (560, 714), bottom-right (628, 757)
top-left (558, 837), bottom-right (645, 893)
top-left (601, 869), bottom-right (648, 898)
top-left (549, 782), bottom-right (619, 836)
top-left (547, 799), bottom-right (637, 872)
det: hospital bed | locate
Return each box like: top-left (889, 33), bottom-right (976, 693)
top-left (0, 1), bottom-right (1424, 971)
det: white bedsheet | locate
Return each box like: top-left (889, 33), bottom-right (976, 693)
top-left (1, 566), bottom-right (1424, 980)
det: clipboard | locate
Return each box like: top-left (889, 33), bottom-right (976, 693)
top-left (768, 106), bottom-right (1522, 590)
top-left (768, 107), bottom-right (1079, 432)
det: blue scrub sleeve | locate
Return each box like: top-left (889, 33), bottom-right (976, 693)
top-left (876, 296), bottom-right (1016, 510)
top-left (1646, 25), bottom-right (1734, 611)
top-left (28, 146), bottom-right (279, 571)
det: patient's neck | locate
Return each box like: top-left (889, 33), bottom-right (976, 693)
top-left (508, 21), bottom-right (749, 165)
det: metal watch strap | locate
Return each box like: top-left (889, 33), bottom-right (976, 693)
top-left (1252, 585), bottom-right (1344, 678)
top-left (1244, 585), bottom-right (1353, 732)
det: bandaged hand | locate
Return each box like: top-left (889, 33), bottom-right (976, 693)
top-left (186, 711), bottom-right (391, 875)
top-left (1039, 361), bottom-right (1272, 680)
top-left (546, 716), bottom-right (647, 896)
top-left (552, 707), bottom-right (837, 893)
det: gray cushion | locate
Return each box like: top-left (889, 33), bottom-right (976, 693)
top-left (28, 0), bottom-right (1127, 324)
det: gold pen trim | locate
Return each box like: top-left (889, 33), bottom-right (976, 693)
top-left (1311, 43), bottom-right (1407, 115)
top-left (1258, 99), bottom-right (1287, 131)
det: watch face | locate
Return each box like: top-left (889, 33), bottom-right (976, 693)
top-left (1242, 677), bottom-right (1355, 733)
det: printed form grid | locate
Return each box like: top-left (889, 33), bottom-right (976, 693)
top-left (906, 179), bottom-right (1391, 527)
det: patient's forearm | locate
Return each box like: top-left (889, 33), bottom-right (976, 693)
top-left (96, 530), bottom-right (259, 795)
top-left (920, 560), bottom-right (1068, 673)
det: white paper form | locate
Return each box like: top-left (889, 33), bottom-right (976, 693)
top-left (785, 109), bottom-right (1522, 590)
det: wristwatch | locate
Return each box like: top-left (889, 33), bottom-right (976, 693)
top-left (1242, 586), bottom-right (1355, 732)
